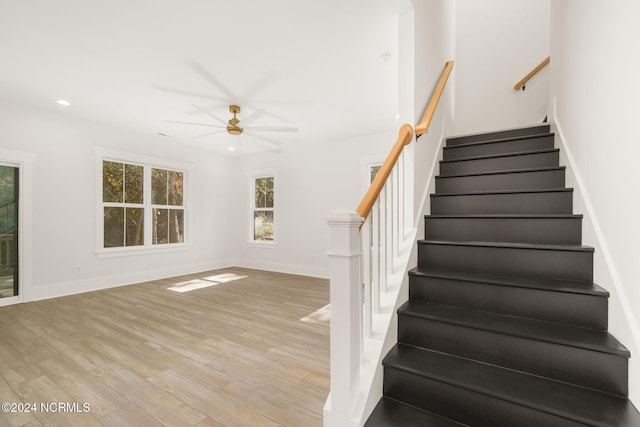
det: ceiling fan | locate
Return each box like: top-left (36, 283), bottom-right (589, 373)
top-left (164, 104), bottom-right (298, 146)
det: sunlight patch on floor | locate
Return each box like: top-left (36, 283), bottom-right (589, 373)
top-left (300, 304), bottom-right (330, 323)
top-left (167, 273), bottom-right (248, 293)
top-left (167, 279), bottom-right (220, 293)
top-left (201, 273), bottom-right (247, 283)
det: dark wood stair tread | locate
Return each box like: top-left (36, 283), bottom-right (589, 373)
top-left (398, 301), bottom-right (629, 357)
top-left (443, 132), bottom-right (554, 149)
top-left (409, 267), bottom-right (608, 297)
top-left (446, 125), bottom-right (550, 145)
top-left (365, 397), bottom-right (469, 427)
top-left (418, 239), bottom-right (595, 253)
top-left (426, 213), bottom-right (583, 219)
top-left (440, 148), bottom-right (559, 164)
top-left (384, 344), bottom-right (640, 427)
top-left (437, 165), bottom-right (565, 179)
top-left (431, 187), bottom-right (573, 197)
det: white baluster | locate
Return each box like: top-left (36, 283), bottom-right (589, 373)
top-left (362, 215), bottom-right (372, 338)
top-left (385, 180), bottom-right (393, 281)
top-left (392, 164), bottom-right (399, 259)
top-left (371, 199), bottom-right (380, 314)
top-left (398, 153), bottom-right (405, 245)
top-left (379, 186), bottom-right (387, 294)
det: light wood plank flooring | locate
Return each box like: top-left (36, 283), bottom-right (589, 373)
top-left (0, 267), bottom-right (330, 427)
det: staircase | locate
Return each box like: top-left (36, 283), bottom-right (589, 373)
top-left (365, 124), bottom-right (640, 426)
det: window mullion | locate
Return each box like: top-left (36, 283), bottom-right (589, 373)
top-left (121, 163), bottom-right (126, 245)
top-left (144, 164), bottom-right (151, 248)
top-left (121, 163), bottom-right (125, 204)
top-left (102, 202), bottom-right (144, 208)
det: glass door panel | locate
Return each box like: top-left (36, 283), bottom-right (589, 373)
top-left (0, 165), bottom-right (18, 298)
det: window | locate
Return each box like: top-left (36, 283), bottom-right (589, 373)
top-left (250, 173), bottom-right (275, 243)
top-left (151, 168), bottom-right (184, 245)
top-left (102, 161), bottom-right (145, 247)
top-left (98, 149), bottom-right (189, 255)
top-left (370, 163), bottom-right (382, 183)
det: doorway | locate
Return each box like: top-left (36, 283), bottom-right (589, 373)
top-left (0, 164), bottom-right (18, 298)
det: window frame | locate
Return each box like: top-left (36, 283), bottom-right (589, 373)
top-left (248, 169), bottom-right (277, 247)
top-left (95, 148), bottom-right (192, 258)
top-left (361, 154), bottom-right (385, 193)
top-left (369, 162), bottom-right (383, 184)
top-left (150, 167), bottom-right (186, 246)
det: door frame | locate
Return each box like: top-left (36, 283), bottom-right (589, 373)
top-left (0, 149), bottom-right (33, 306)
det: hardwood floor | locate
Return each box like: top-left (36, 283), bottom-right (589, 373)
top-left (0, 267), bottom-right (330, 426)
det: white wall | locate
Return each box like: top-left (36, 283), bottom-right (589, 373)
top-left (454, 0), bottom-right (550, 135)
top-left (0, 100), bottom-right (397, 301)
top-left (232, 131), bottom-right (395, 278)
top-left (549, 0), bottom-right (640, 402)
top-left (0, 99), bottom-right (236, 301)
top-left (411, 0), bottom-right (456, 222)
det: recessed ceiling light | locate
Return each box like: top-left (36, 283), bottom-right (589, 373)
top-left (56, 99), bottom-right (71, 106)
top-left (395, 114), bottom-right (400, 119)
top-left (228, 147), bottom-right (236, 151)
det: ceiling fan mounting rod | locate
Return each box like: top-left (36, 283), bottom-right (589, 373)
top-left (227, 104), bottom-right (243, 135)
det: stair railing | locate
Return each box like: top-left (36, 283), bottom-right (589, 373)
top-left (514, 56), bottom-right (550, 91)
top-left (325, 60), bottom-right (454, 427)
top-left (416, 60), bottom-right (455, 136)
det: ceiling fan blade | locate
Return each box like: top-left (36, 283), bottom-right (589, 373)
top-left (244, 126), bottom-right (299, 133)
top-left (190, 130), bottom-right (226, 139)
top-left (155, 85), bottom-right (228, 103)
top-left (244, 131), bottom-right (284, 146)
top-left (189, 61), bottom-right (238, 101)
top-left (240, 105), bottom-right (295, 125)
top-left (163, 120), bottom-right (226, 128)
top-left (189, 104), bottom-right (227, 126)
top-left (241, 71), bottom-right (280, 100)
top-left (239, 109), bottom-right (267, 127)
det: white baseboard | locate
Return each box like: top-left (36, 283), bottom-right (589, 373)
top-left (234, 258), bottom-right (329, 279)
top-left (29, 258), bottom-right (235, 302)
top-left (21, 257), bottom-right (327, 304)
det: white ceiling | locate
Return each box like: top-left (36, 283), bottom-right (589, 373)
top-left (0, 0), bottom-right (401, 155)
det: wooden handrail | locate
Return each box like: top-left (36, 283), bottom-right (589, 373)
top-left (514, 56), bottom-right (550, 91)
top-left (415, 60), bottom-right (455, 136)
top-left (356, 124), bottom-right (413, 222)
top-left (356, 60), bottom-right (455, 223)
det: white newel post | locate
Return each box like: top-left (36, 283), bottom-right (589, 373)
top-left (325, 210), bottom-right (363, 426)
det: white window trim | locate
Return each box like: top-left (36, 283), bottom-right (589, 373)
top-left (247, 168), bottom-right (278, 247)
top-left (95, 148), bottom-right (193, 258)
top-left (361, 154), bottom-right (385, 192)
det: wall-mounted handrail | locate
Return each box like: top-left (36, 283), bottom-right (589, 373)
top-left (415, 60), bottom-right (454, 136)
top-left (356, 124), bottom-right (413, 223)
top-left (514, 56), bottom-right (550, 91)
